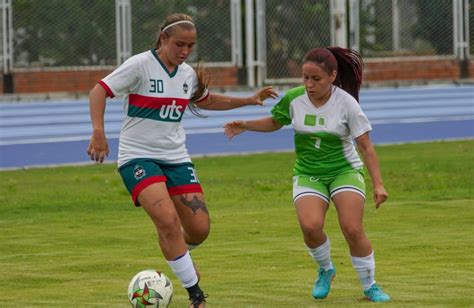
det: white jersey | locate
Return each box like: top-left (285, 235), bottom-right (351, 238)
top-left (271, 86), bottom-right (372, 177)
top-left (99, 49), bottom-right (208, 167)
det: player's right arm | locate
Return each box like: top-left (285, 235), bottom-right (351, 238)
top-left (87, 84), bottom-right (109, 163)
top-left (224, 116), bottom-right (283, 139)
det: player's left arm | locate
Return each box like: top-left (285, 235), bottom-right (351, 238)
top-left (195, 86), bottom-right (278, 110)
top-left (355, 132), bottom-right (388, 209)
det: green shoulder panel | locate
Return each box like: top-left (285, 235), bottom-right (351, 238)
top-left (271, 86), bottom-right (305, 125)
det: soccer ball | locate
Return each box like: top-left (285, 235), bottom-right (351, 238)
top-left (128, 269), bottom-right (173, 307)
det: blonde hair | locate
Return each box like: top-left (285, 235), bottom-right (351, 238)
top-left (156, 13), bottom-right (195, 49)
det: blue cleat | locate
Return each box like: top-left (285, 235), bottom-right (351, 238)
top-left (312, 267), bottom-right (336, 299)
top-left (364, 283), bottom-right (391, 302)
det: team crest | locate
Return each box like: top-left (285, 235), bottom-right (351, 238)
top-left (133, 165), bottom-right (146, 180)
top-left (183, 82), bottom-right (188, 94)
top-left (317, 116), bottom-right (326, 127)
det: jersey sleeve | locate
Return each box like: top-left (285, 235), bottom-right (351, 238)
top-left (347, 100), bottom-right (372, 138)
top-left (190, 69), bottom-right (209, 103)
top-left (271, 92), bottom-right (292, 125)
top-left (99, 56), bottom-right (139, 98)
top-left (192, 86), bottom-right (209, 103)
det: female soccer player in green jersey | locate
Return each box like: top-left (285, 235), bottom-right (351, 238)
top-left (87, 13), bottom-right (277, 308)
top-left (224, 47), bottom-right (391, 303)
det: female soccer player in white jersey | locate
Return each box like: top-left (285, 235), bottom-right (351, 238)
top-left (87, 13), bottom-right (277, 308)
top-left (224, 47), bottom-right (391, 302)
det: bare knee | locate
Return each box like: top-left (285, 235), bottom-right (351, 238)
top-left (145, 199), bottom-right (182, 241)
top-left (185, 217), bottom-right (210, 245)
top-left (160, 216), bottom-right (182, 238)
top-left (341, 225), bottom-right (365, 244)
top-left (299, 218), bottom-right (325, 239)
top-left (194, 221), bottom-right (210, 243)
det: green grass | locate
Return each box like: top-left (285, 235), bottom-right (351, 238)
top-left (0, 140), bottom-right (473, 307)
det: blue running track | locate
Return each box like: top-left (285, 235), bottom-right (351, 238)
top-left (0, 84), bottom-right (473, 170)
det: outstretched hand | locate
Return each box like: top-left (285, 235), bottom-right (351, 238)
top-left (373, 185), bottom-right (388, 209)
top-left (224, 120), bottom-right (247, 140)
top-left (249, 86), bottom-right (279, 106)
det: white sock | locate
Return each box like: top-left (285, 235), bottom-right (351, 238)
top-left (306, 238), bottom-right (334, 271)
top-left (351, 251), bottom-right (376, 290)
top-left (167, 251), bottom-right (198, 288)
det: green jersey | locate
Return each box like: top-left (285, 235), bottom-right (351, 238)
top-left (271, 86), bottom-right (372, 177)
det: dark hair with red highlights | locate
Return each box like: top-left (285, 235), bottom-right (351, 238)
top-left (303, 47), bottom-right (363, 102)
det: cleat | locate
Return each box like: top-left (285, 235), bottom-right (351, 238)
top-left (189, 289), bottom-right (207, 308)
top-left (364, 283), bottom-right (391, 302)
top-left (312, 267), bottom-right (336, 299)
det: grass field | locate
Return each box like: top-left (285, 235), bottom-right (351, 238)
top-left (0, 140), bottom-right (473, 307)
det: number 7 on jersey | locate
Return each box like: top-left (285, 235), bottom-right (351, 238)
top-left (313, 137), bottom-right (321, 149)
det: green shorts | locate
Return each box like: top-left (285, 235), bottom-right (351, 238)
top-left (118, 158), bottom-right (202, 206)
top-left (293, 169), bottom-right (366, 204)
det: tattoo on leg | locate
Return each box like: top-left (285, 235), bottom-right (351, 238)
top-left (180, 195), bottom-right (209, 215)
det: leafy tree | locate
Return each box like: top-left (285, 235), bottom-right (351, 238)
top-left (413, 0), bottom-right (453, 55)
top-left (131, 0), bottom-right (232, 62)
top-left (359, 0), bottom-right (393, 57)
top-left (13, 0), bottom-right (115, 67)
top-left (359, 0), bottom-right (455, 57)
top-left (265, 0), bottom-right (331, 78)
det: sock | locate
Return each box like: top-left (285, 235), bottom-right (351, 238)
top-left (186, 283), bottom-right (203, 299)
top-left (306, 238), bottom-right (334, 271)
top-left (351, 251), bottom-right (376, 290)
top-left (167, 251), bottom-right (198, 288)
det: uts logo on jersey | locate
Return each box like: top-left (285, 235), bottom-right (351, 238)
top-left (128, 94), bottom-right (189, 122)
top-left (183, 82), bottom-right (188, 94)
top-left (133, 165), bottom-right (146, 180)
top-left (159, 100), bottom-right (184, 120)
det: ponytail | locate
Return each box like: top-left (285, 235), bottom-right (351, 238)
top-left (188, 63), bottom-right (210, 118)
top-left (326, 47), bottom-right (363, 102)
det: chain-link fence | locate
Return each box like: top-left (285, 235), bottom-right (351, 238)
top-left (12, 0), bottom-right (116, 67)
top-left (262, 0), bottom-right (470, 82)
top-left (470, 0), bottom-right (474, 56)
top-left (130, 0), bottom-right (234, 64)
top-left (359, 0), bottom-right (454, 58)
top-left (7, 0), bottom-right (236, 69)
top-left (263, 0), bottom-right (332, 80)
top-left (1, 0), bottom-right (472, 87)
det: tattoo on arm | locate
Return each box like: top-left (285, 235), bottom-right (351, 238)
top-left (179, 195), bottom-right (209, 215)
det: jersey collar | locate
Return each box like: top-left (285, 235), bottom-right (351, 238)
top-left (151, 48), bottom-right (178, 78)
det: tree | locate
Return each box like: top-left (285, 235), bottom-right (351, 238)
top-left (13, 0), bottom-right (116, 67)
